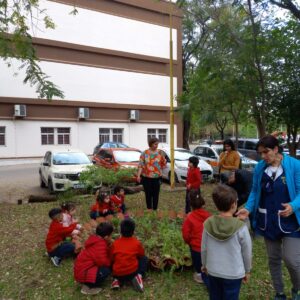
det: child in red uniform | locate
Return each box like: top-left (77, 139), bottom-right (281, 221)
top-left (46, 208), bottom-right (79, 266)
top-left (74, 222), bottom-right (113, 295)
top-left (111, 219), bottom-right (148, 293)
top-left (182, 189), bottom-right (210, 285)
top-left (110, 186), bottom-right (126, 213)
top-left (185, 156), bottom-right (202, 213)
top-left (61, 202), bottom-right (83, 253)
top-left (90, 191), bottom-right (114, 219)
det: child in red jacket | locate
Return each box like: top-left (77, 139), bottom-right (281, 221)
top-left (90, 191), bottom-right (114, 219)
top-left (74, 222), bottom-right (113, 295)
top-left (46, 208), bottom-right (79, 267)
top-left (111, 219), bottom-right (148, 293)
top-left (182, 189), bottom-right (210, 285)
top-left (185, 156), bottom-right (202, 213)
top-left (110, 186), bottom-right (126, 213)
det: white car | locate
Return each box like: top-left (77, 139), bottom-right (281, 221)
top-left (193, 144), bottom-right (258, 174)
top-left (39, 148), bottom-right (92, 193)
top-left (159, 147), bottom-right (214, 183)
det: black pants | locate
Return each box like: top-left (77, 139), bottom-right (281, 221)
top-left (185, 188), bottom-right (201, 214)
top-left (115, 256), bottom-right (148, 282)
top-left (142, 177), bottom-right (161, 210)
top-left (85, 266), bottom-right (111, 288)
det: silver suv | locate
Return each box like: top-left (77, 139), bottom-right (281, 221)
top-left (235, 138), bottom-right (260, 161)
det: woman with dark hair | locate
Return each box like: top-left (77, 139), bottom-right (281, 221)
top-left (136, 137), bottom-right (166, 210)
top-left (237, 135), bottom-right (300, 300)
top-left (219, 139), bottom-right (240, 182)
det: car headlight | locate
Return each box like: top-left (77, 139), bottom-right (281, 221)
top-left (54, 173), bottom-right (66, 179)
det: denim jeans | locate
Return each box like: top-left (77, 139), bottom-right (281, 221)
top-left (48, 242), bottom-right (75, 259)
top-left (208, 275), bottom-right (242, 300)
top-left (190, 248), bottom-right (209, 287)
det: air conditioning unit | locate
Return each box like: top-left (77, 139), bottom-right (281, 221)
top-left (14, 104), bottom-right (26, 117)
top-left (78, 107), bottom-right (89, 119)
top-left (129, 110), bottom-right (139, 121)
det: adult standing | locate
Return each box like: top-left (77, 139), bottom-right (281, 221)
top-left (136, 138), bottom-right (166, 210)
top-left (237, 135), bottom-right (300, 300)
top-left (226, 169), bottom-right (253, 208)
top-left (219, 139), bottom-right (241, 182)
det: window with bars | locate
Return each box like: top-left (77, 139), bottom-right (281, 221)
top-left (0, 127), bottom-right (5, 146)
top-left (41, 127), bottom-right (70, 145)
top-left (99, 128), bottom-right (123, 143)
top-left (147, 128), bottom-right (167, 143)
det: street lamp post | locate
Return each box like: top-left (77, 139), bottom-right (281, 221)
top-left (169, 0), bottom-right (175, 189)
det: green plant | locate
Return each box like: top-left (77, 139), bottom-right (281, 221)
top-left (79, 165), bottom-right (136, 193)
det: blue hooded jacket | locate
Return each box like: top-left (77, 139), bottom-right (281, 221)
top-left (245, 154), bottom-right (300, 229)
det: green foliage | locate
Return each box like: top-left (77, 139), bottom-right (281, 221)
top-left (0, 0), bottom-right (64, 100)
top-left (79, 165), bottom-right (136, 192)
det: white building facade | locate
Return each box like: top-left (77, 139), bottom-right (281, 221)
top-left (0, 0), bottom-right (183, 158)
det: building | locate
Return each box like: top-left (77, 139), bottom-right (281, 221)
top-left (0, 0), bottom-right (183, 158)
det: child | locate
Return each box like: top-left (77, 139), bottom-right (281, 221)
top-left (90, 191), bottom-right (114, 219)
top-left (61, 202), bottom-right (79, 227)
top-left (45, 208), bottom-right (80, 267)
top-left (182, 189), bottom-right (211, 284)
top-left (201, 185), bottom-right (252, 300)
top-left (61, 202), bottom-right (82, 253)
top-left (110, 186), bottom-right (126, 213)
top-left (111, 219), bottom-right (148, 293)
top-left (186, 156), bottom-right (202, 213)
top-left (74, 222), bottom-right (113, 295)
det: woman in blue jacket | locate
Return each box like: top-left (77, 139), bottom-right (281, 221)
top-left (237, 135), bottom-right (300, 300)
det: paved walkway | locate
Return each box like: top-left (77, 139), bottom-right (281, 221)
top-left (0, 158), bottom-right (41, 167)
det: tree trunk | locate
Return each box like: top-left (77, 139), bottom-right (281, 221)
top-left (182, 118), bottom-right (191, 150)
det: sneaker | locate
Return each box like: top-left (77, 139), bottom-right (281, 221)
top-left (50, 256), bottom-right (61, 267)
top-left (193, 272), bottom-right (203, 284)
top-left (274, 293), bottom-right (287, 300)
top-left (292, 289), bottom-right (300, 300)
top-left (131, 274), bottom-right (144, 293)
top-left (111, 279), bottom-right (120, 290)
top-left (80, 284), bottom-right (102, 295)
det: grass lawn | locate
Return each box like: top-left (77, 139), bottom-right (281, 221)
top-left (0, 183), bottom-right (292, 299)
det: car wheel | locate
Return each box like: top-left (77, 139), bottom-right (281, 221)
top-left (39, 173), bottom-right (46, 188)
top-left (168, 171), bottom-right (179, 184)
top-left (48, 178), bottom-right (54, 194)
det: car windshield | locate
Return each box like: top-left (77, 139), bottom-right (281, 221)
top-left (101, 142), bottom-right (128, 148)
top-left (113, 150), bottom-right (141, 163)
top-left (174, 150), bottom-right (193, 161)
top-left (53, 152), bottom-right (90, 165)
top-left (214, 148), bottom-right (223, 155)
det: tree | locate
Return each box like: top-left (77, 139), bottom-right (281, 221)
top-left (266, 0), bottom-right (300, 20)
top-left (0, 0), bottom-right (64, 99)
top-left (266, 20), bottom-right (300, 156)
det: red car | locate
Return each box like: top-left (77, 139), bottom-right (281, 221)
top-left (92, 148), bottom-right (141, 171)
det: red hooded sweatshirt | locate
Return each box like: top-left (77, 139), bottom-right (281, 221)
top-left (74, 235), bottom-right (111, 283)
top-left (182, 208), bottom-right (211, 252)
top-left (110, 195), bottom-right (125, 212)
top-left (111, 236), bottom-right (145, 276)
top-left (45, 219), bottom-right (77, 252)
top-left (186, 167), bottom-right (202, 190)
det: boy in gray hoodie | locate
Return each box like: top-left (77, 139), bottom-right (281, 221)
top-left (201, 184), bottom-right (252, 300)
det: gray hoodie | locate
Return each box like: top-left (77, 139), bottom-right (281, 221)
top-left (201, 216), bottom-right (252, 280)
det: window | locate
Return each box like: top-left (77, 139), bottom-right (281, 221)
top-left (41, 128), bottom-right (54, 145)
top-left (41, 127), bottom-right (70, 145)
top-left (57, 128), bottom-right (70, 145)
top-left (147, 128), bottom-right (167, 143)
top-left (99, 128), bottom-right (123, 143)
top-left (0, 127), bottom-right (5, 146)
top-left (245, 141), bottom-right (256, 150)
